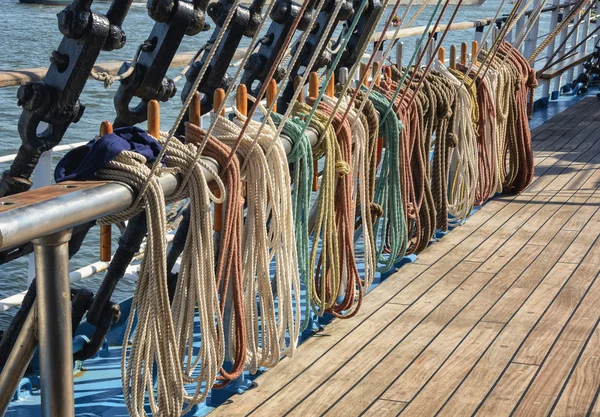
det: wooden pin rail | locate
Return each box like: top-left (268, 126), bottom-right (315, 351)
top-left (99, 121), bottom-right (113, 263)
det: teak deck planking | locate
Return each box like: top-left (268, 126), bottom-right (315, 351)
top-left (210, 97), bottom-right (600, 417)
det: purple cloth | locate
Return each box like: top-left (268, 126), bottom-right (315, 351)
top-left (55, 126), bottom-right (162, 182)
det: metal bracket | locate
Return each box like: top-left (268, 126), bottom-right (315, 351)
top-left (179, 0), bottom-right (265, 121)
top-left (2, 0), bottom-right (133, 197)
top-left (279, 0), bottom-right (354, 106)
top-left (240, 0), bottom-right (313, 97)
top-left (114, 0), bottom-right (210, 127)
top-left (333, 0), bottom-right (382, 77)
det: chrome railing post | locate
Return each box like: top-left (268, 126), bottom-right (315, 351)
top-left (34, 229), bottom-right (75, 417)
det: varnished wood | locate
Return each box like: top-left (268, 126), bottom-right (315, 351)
top-left (236, 84), bottom-right (248, 118)
top-left (360, 62), bottom-right (370, 86)
top-left (294, 76), bottom-right (304, 102)
top-left (438, 46), bottom-right (445, 64)
top-left (326, 73), bottom-right (335, 97)
top-left (214, 88), bottom-right (226, 116)
top-left (148, 100), bottom-right (160, 138)
top-left (190, 92), bottom-right (201, 126)
top-left (471, 40), bottom-right (478, 61)
top-left (209, 98), bottom-right (600, 417)
top-left (267, 79), bottom-right (277, 113)
top-left (99, 121), bottom-right (113, 262)
top-left (373, 62), bottom-right (381, 87)
top-left (460, 42), bottom-right (468, 66)
top-left (309, 72), bottom-right (319, 99)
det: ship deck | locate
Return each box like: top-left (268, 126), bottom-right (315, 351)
top-left (211, 96), bottom-right (600, 417)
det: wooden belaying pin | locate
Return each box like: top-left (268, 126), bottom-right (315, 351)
top-left (190, 92), bottom-right (201, 126)
top-left (309, 72), bottom-right (319, 99)
top-left (383, 66), bottom-right (392, 81)
top-left (438, 46), bottom-right (445, 64)
top-left (326, 72), bottom-right (335, 97)
top-left (236, 84), bottom-right (248, 118)
top-left (214, 88), bottom-right (226, 116)
top-left (450, 45), bottom-right (457, 70)
top-left (471, 41), bottom-right (478, 63)
top-left (360, 62), bottom-right (369, 87)
top-left (460, 42), bottom-right (468, 66)
top-left (148, 100), bottom-right (160, 138)
top-left (99, 121), bottom-right (113, 262)
top-left (373, 61), bottom-right (381, 87)
top-left (267, 79), bottom-right (277, 113)
top-left (294, 76), bottom-right (304, 102)
top-left (213, 89), bottom-right (225, 232)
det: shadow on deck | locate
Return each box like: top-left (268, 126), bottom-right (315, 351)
top-left (211, 97), bottom-right (600, 417)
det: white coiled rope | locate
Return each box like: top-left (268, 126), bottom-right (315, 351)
top-left (211, 108), bottom-right (301, 373)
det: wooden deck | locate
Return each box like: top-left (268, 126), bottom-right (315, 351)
top-left (211, 97), bottom-right (600, 417)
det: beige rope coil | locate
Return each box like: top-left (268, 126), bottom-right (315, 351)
top-left (210, 108), bottom-right (301, 373)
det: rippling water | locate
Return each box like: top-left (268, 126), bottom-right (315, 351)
top-left (0, 0), bottom-right (529, 327)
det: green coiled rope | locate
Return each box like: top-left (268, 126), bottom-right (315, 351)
top-left (271, 113), bottom-right (314, 330)
top-left (368, 88), bottom-right (408, 272)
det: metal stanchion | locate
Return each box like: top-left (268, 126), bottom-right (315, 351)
top-left (34, 228), bottom-right (74, 417)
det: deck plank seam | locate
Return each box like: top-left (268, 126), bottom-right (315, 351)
top-left (587, 383), bottom-right (600, 416)
top-left (227, 101), bottom-right (600, 417)
top-left (440, 183), bottom-right (600, 416)
top-left (545, 315), bottom-right (600, 417)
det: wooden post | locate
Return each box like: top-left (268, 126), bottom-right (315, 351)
top-left (471, 41), bottom-right (478, 62)
top-left (99, 121), bottom-right (113, 262)
top-left (383, 66), bottom-right (392, 81)
top-left (460, 42), bottom-right (468, 66)
top-left (438, 46), bottom-right (445, 64)
top-left (267, 79), bottom-right (277, 113)
top-left (373, 61), bottom-right (381, 86)
top-left (360, 62), bottom-right (370, 86)
top-left (294, 76), bottom-right (303, 102)
top-left (190, 92), bottom-right (201, 126)
top-left (309, 72), bottom-right (319, 99)
top-left (450, 45), bottom-right (457, 70)
top-left (213, 89), bottom-right (225, 232)
top-left (326, 72), bottom-right (335, 97)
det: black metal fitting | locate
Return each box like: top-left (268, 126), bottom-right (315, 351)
top-left (240, 0), bottom-right (314, 98)
top-left (333, 0), bottom-right (382, 77)
top-left (178, 0), bottom-right (266, 124)
top-left (114, 0), bottom-right (210, 127)
top-left (279, 0), bottom-right (354, 108)
top-left (3, 0), bottom-right (134, 198)
top-left (73, 302), bottom-right (120, 361)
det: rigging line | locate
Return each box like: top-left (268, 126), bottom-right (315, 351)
top-left (514, 0), bottom-right (547, 48)
top-left (238, 0), bottom-right (376, 170)
top-left (538, 0), bottom-right (595, 72)
top-left (528, 0), bottom-right (590, 63)
top-left (123, 0), bottom-right (249, 207)
top-left (542, 24), bottom-right (600, 70)
top-left (457, 0), bottom-right (518, 90)
top-left (303, 0), bottom-right (439, 141)
top-left (321, 0), bottom-right (445, 140)
top-left (474, 0), bottom-right (533, 87)
top-left (223, 0), bottom-right (340, 171)
top-left (219, 0), bottom-right (323, 172)
top-left (405, 0), bottom-right (434, 28)
top-left (489, 0), bottom-right (561, 82)
top-left (290, 0), bottom-right (419, 144)
top-left (390, 0), bottom-right (464, 118)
